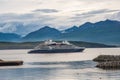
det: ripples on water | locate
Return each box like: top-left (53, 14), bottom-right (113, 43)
top-left (0, 61), bottom-right (120, 80)
top-left (0, 48), bottom-right (120, 80)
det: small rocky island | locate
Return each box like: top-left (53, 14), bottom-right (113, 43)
top-left (0, 59), bottom-right (23, 66)
top-left (93, 55), bottom-right (120, 69)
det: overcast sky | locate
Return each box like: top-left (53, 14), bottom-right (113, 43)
top-left (0, 0), bottom-right (120, 35)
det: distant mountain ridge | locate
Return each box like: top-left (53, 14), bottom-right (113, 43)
top-left (62, 26), bottom-right (79, 33)
top-left (0, 19), bottom-right (120, 45)
top-left (60, 19), bottom-right (120, 45)
top-left (0, 32), bottom-right (21, 42)
top-left (23, 26), bottom-right (61, 41)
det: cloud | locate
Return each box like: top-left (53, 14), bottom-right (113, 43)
top-left (0, 9), bottom-right (120, 36)
top-left (69, 9), bottom-right (120, 23)
top-left (76, 9), bottom-right (120, 16)
top-left (0, 0), bottom-right (120, 35)
top-left (32, 9), bottom-right (59, 13)
top-left (107, 12), bottom-right (120, 21)
top-left (0, 12), bottom-right (59, 35)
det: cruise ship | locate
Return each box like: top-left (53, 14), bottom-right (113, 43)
top-left (28, 40), bottom-right (85, 53)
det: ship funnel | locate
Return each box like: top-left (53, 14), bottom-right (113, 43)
top-left (45, 40), bottom-right (52, 44)
top-left (62, 40), bottom-right (70, 45)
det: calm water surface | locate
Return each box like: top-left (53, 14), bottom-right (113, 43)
top-left (0, 48), bottom-right (120, 80)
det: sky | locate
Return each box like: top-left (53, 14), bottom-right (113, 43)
top-left (0, 0), bottom-right (120, 35)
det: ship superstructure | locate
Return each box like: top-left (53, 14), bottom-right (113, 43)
top-left (28, 40), bottom-right (85, 53)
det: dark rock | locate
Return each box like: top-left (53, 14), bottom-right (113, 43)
top-left (0, 60), bottom-right (23, 66)
top-left (96, 61), bottom-right (120, 69)
top-left (93, 55), bottom-right (120, 62)
top-left (0, 59), bottom-right (3, 61)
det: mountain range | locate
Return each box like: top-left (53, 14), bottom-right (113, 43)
top-left (0, 19), bottom-right (120, 45)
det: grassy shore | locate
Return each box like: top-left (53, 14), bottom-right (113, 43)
top-left (0, 41), bottom-right (117, 50)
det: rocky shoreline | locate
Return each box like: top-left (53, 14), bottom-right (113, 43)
top-left (93, 55), bottom-right (120, 69)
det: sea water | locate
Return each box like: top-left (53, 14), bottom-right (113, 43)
top-left (0, 48), bottom-right (120, 80)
